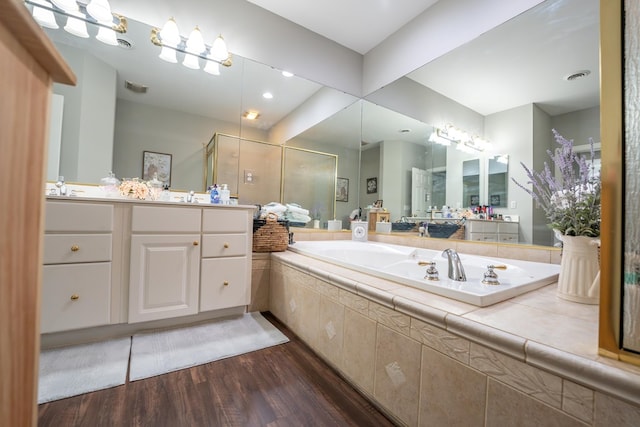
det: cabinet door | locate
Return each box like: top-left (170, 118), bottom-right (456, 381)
top-left (200, 257), bottom-right (250, 311)
top-left (129, 234), bottom-right (201, 323)
top-left (41, 263), bottom-right (111, 333)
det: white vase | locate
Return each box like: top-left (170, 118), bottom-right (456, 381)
top-left (556, 234), bottom-right (600, 304)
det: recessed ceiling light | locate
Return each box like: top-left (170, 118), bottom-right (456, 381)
top-left (282, 71), bottom-right (294, 77)
top-left (263, 92), bottom-right (273, 99)
top-left (243, 111), bottom-right (260, 120)
top-left (564, 70), bottom-right (591, 81)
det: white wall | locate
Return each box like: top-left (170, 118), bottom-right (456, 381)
top-left (485, 104), bottom-right (535, 244)
top-left (113, 99), bottom-right (265, 190)
top-left (53, 45), bottom-right (117, 184)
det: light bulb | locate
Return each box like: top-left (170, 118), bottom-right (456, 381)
top-left (158, 46), bottom-right (177, 63)
top-left (182, 53), bottom-right (200, 70)
top-left (51, 0), bottom-right (78, 12)
top-left (159, 18), bottom-right (180, 47)
top-left (203, 60), bottom-right (220, 75)
top-left (32, 0), bottom-right (58, 29)
top-left (185, 27), bottom-right (205, 55)
top-left (86, 0), bottom-right (113, 23)
top-left (210, 35), bottom-right (228, 62)
top-left (96, 26), bottom-right (118, 46)
top-left (64, 11), bottom-right (89, 38)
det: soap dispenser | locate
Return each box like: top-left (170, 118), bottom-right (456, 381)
top-left (55, 176), bottom-right (67, 196)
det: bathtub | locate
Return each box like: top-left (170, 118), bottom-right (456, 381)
top-left (287, 240), bottom-right (560, 306)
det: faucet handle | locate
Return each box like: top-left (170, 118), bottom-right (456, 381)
top-left (487, 264), bottom-right (507, 270)
top-left (482, 265), bottom-right (501, 285)
top-left (422, 261), bottom-right (439, 281)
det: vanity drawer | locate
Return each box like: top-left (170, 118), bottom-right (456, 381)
top-left (41, 263), bottom-right (111, 333)
top-left (200, 257), bottom-right (250, 311)
top-left (467, 232), bottom-right (497, 242)
top-left (498, 233), bottom-right (519, 243)
top-left (132, 205), bottom-right (201, 233)
top-left (43, 234), bottom-right (112, 264)
top-left (202, 209), bottom-right (249, 233)
top-left (498, 222), bottom-right (519, 234)
top-left (45, 201), bottom-right (113, 232)
top-left (202, 234), bottom-right (247, 257)
top-left (466, 221), bottom-right (498, 233)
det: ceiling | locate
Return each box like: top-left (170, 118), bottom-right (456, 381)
top-left (245, 0), bottom-right (440, 55)
top-left (250, 0), bottom-right (600, 118)
top-left (41, 0), bottom-right (599, 141)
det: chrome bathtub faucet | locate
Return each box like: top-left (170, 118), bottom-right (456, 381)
top-left (442, 248), bottom-right (466, 281)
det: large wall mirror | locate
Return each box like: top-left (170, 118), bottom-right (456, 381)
top-left (42, 0), bottom-right (599, 245)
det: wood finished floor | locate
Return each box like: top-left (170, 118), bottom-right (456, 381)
top-left (38, 312), bottom-right (396, 427)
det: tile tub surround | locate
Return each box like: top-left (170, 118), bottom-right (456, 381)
top-left (269, 251), bottom-right (640, 426)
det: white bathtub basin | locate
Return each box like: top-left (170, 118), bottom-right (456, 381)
top-left (287, 240), bottom-right (560, 306)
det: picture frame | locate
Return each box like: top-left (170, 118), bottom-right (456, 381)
top-left (142, 151), bottom-right (172, 186)
top-left (336, 177), bottom-right (349, 202)
top-left (490, 194), bottom-right (501, 206)
top-left (366, 177), bottom-right (378, 194)
top-left (470, 194), bottom-right (480, 206)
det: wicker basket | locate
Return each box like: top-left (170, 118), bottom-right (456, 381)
top-left (252, 213), bottom-right (290, 252)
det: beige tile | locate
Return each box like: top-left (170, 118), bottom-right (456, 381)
top-left (419, 346), bottom-right (487, 426)
top-left (455, 241), bottom-right (499, 257)
top-left (342, 308), bottom-right (377, 394)
top-left (470, 343), bottom-right (562, 408)
top-left (563, 380), bottom-right (594, 424)
top-left (374, 324), bottom-right (422, 426)
top-left (496, 245), bottom-right (551, 263)
top-left (509, 284), bottom-right (598, 322)
top-left (390, 286), bottom-right (478, 316)
top-left (369, 301), bottom-right (411, 336)
top-left (410, 318), bottom-right (470, 364)
top-left (339, 289), bottom-right (369, 315)
top-left (315, 278), bottom-right (340, 301)
top-left (249, 267), bottom-right (270, 312)
top-left (486, 379), bottom-right (586, 426)
top-left (594, 391), bottom-right (640, 426)
top-left (268, 269), bottom-right (288, 324)
top-left (422, 238), bottom-right (457, 252)
top-left (464, 301), bottom-right (599, 358)
top-left (296, 283), bottom-right (321, 350)
top-left (316, 294), bottom-right (345, 368)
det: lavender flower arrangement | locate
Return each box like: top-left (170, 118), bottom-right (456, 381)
top-left (512, 129), bottom-right (600, 237)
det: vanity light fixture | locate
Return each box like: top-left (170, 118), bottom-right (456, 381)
top-left (151, 18), bottom-right (232, 72)
top-left (282, 71), bottom-right (294, 77)
top-left (431, 124), bottom-right (491, 152)
top-left (495, 154), bottom-right (509, 165)
top-left (262, 92), bottom-right (273, 99)
top-left (26, 0), bottom-right (127, 45)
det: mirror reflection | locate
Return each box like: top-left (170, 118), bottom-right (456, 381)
top-left (42, 0), bottom-right (599, 247)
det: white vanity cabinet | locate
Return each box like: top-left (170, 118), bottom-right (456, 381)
top-left (465, 219), bottom-right (519, 243)
top-left (128, 206), bottom-right (202, 323)
top-left (200, 209), bottom-right (251, 311)
top-left (42, 202), bottom-right (114, 333)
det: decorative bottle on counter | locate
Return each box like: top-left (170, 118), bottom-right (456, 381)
top-left (210, 184), bottom-right (220, 204)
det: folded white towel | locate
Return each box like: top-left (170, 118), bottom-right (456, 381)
top-left (286, 204), bottom-right (309, 216)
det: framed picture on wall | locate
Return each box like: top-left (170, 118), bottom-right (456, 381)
top-left (336, 177), bottom-right (349, 202)
top-left (367, 177), bottom-right (378, 194)
top-left (470, 194), bottom-right (479, 206)
top-left (142, 151), bottom-right (172, 186)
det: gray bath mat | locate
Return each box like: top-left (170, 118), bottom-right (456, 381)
top-left (129, 312), bottom-right (289, 381)
top-left (38, 336), bottom-right (131, 404)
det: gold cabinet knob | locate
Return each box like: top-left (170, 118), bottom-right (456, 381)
top-left (70, 294), bottom-right (79, 301)
top-left (223, 242), bottom-right (229, 248)
top-left (193, 241), bottom-right (199, 246)
top-left (70, 245), bottom-right (79, 252)
top-left (223, 281), bottom-right (229, 286)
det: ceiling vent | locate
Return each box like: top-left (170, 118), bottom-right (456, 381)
top-left (117, 38), bottom-right (132, 49)
top-left (564, 70), bottom-right (591, 81)
top-left (125, 80), bottom-right (148, 94)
